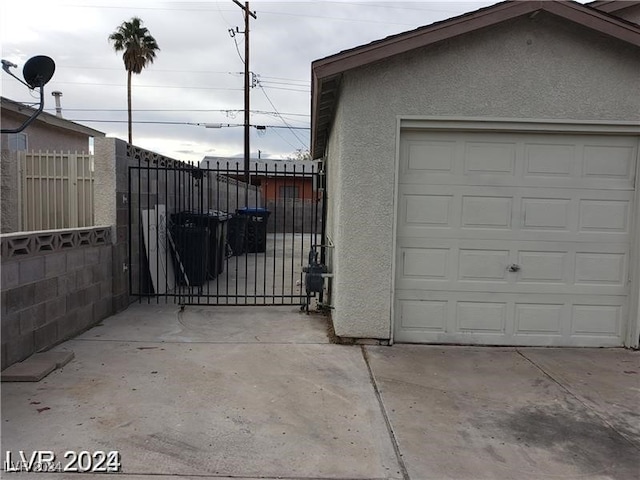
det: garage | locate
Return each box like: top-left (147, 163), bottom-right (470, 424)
top-left (312, 0), bottom-right (640, 345)
top-left (394, 125), bottom-right (639, 346)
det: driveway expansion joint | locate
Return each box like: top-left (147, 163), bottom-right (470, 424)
top-left (361, 345), bottom-right (410, 480)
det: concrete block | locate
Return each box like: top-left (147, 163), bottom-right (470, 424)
top-left (32, 350), bottom-right (74, 368)
top-left (76, 267), bottom-right (94, 288)
top-left (57, 271), bottom-right (76, 296)
top-left (93, 296), bottom-right (113, 322)
top-left (66, 291), bottom-right (81, 312)
top-left (5, 333), bottom-right (35, 367)
top-left (77, 304), bottom-right (94, 330)
top-left (99, 280), bottom-right (112, 299)
top-left (56, 311), bottom-right (79, 341)
top-left (19, 304), bottom-right (44, 335)
top-left (1, 357), bottom-right (56, 381)
top-left (34, 322), bottom-right (58, 351)
top-left (1, 290), bottom-right (7, 316)
top-left (77, 284), bottom-right (100, 307)
top-left (1, 313), bottom-right (20, 340)
top-left (84, 247), bottom-right (100, 266)
top-left (6, 283), bottom-right (35, 314)
top-left (92, 262), bottom-right (109, 283)
top-left (66, 249), bottom-right (84, 271)
top-left (1, 261), bottom-right (19, 290)
top-left (99, 245), bottom-right (113, 265)
top-left (112, 270), bottom-right (127, 296)
top-left (45, 297), bottom-right (66, 321)
top-left (29, 302), bottom-right (48, 330)
top-left (1, 343), bottom-right (8, 371)
top-left (34, 277), bottom-right (58, 304)
top-left (44, 253), bottom-right (66, 279)
top-left (113, 293), bottom-right (130, 312)
top-left (19, 256), bottom-right (45, 285)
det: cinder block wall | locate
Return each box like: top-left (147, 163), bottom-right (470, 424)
top-left (1, 227), bottom-right (113, 369)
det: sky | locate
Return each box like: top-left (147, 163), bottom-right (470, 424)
top-left (2, 0), bottom-right (571, 163)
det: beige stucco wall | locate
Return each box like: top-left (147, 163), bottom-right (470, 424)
top-left (0, 110), bottom-right (93, 153)
top-left (1, 149), bottom-right (19, 233)
top-left (325, 13), bottom-right (640, 339)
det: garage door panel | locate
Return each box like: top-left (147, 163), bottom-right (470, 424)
top-left (396, 129), bottom-right (637, 346)
top-left (399, 174), bottom-right (635, 190)
top-left (457, 301), bottom-right (507, 333)
top-left (458, 249), bottom-right (510, 281)
top-left (583, 144), bottom-right (636, 179)
top-left (461, 196), bottom-right (513, 229)
top-left (396, 280), bottom-right (625, 296)
top-left (515, 303), bottom-right (565, 335)
top-left (572, 305), bottom-right (622, 336)
top-left (397, 243), bottom-right (627, 295)
top-left (402, 131), bottom-right (637, 190)
top-left (522, 198), bottom-right (571, 230)
top-left (404, 194), bottom-right (453, 226)
top-left (524, 143), bottom-right (576, 177)
top-left (394, 293), bottom-right (627, 346)
top-left (517, 251), bottom-right (568, 283)
top-left (574, 252), bottom-right (627, 285)
top-left (406, 139), bottom-right (457, 172)
top-left (464, 141), bottom-right (516, 175)
top-left (579, 200), bottom-right (631, 233)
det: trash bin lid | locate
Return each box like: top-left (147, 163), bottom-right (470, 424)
top-left (237, 207), bottom-right (269, 214)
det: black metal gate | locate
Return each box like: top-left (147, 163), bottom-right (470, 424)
top-left (128, 159), bottom-right (324, 306)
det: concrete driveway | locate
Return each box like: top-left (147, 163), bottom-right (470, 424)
top-left (2, 303), bottom-right (639, 479)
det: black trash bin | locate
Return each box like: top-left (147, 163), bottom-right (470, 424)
top-left (171, 211), bottom-right (229, 280)
top-left (226, 214), bottom-right (247, 256)
top-left (170, 222), bottom-right (209, 286)
top-left (236, 207), bottom-right (271, 253)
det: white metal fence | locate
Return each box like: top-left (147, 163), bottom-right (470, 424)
top-left (19, 151), bottom-right (94, 231)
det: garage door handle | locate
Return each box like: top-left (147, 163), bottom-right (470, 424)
top-left (507, 264), bottom-right (521, 272)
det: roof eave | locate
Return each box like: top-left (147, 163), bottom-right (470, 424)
top-left (1, 97), bottom-right (105, 137)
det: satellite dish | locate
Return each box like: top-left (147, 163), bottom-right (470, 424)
top-left (22, 55), bottom-right (55, 89)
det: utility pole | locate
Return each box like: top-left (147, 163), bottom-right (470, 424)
top-left (233, 0), bottom-right (256, 207)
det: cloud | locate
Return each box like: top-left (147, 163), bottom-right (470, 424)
top-left (1, 1), bottom-right (500, 163)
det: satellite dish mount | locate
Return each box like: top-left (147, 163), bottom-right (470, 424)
top-left (1, 55), bottom-right (56, 134)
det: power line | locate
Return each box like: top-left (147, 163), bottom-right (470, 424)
top-left (45, 81), bottom-right (243, 91)
top-left (44, 108), bottom-right (309, 116)
top-left (66, 118), bottom-right (310, 129)
top-left (57, 66), bottom-right (310, 85)
top-left (257, 79), bottom-right (308, 150)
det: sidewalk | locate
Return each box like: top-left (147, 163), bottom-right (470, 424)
top-left (2, 303), bottom-right (639, 479)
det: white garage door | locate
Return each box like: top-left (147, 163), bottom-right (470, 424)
top-left (395, 129), bottom-right (638, 346)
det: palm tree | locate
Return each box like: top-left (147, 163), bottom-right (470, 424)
top-left (108, 17), bottom-right (160, 144)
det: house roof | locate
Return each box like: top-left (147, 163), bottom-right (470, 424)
top-left (588, 0), bottom-right (640, 14)
top-left (1, 96), bottom-right (105, 137)
top-left (310, 0), bottom-right (640, 159)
